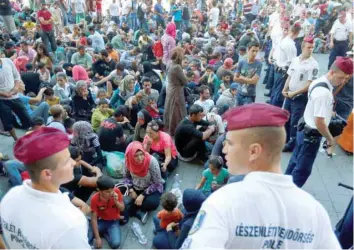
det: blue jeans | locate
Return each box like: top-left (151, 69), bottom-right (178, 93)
top-left (31, 102), bottom-right (50, 122)
top-left (237, 93), bottom-right (255, 106)
top-left (40, 30), bottom-right (57, 53)
top-left (284, 95), bottom-right (308, 147)
top-left (153, 216), bottom-right (164, 232)
top-left (285, 131), bottom-right (322, 188)
top-left (4, 160), bottom-right (26, 187)
top-left (128, 13), bottom-right (137, 31)
top-left (88, 219), bottom-right (121, 249)
top-left (265, 64), bottom-right (275, 90)
top-left (270, 71), bottom-right (287, 107)
top-left (335, 197), bottom-right (353, 249)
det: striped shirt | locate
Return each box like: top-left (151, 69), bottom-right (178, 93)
top-left (243, 2), bottom-right (253, 15)
top-left (0, 58), bottom-right (21, 100)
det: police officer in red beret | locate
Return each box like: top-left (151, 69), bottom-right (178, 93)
top-left (0, 127), bottom-right (90, 249)
top-left (281, 36), bottom-right (319, 152)
top-left (182, 103), bottom-right (340, 249)
top-left (285, 57), bottom-right (353, 188)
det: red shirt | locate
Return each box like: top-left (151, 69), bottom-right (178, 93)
top-left (157, 208), bottom-right (184, 229)
top-left (37, 9), bottom-right (53, 32)
top-left (90, 187), bottom-right (123, 220)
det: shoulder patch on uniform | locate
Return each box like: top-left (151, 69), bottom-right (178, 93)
top-left (188, 210), bottom-right (206, 235)
top-left (313, 69), bottom-right (318, 76)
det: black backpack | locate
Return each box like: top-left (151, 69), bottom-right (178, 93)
top-left (137, 4), bottom-right (145, 20)
top-left (182, 5), bottom-right (190, 20)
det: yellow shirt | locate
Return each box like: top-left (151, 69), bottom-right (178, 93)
top-left (46, 96), bottom-right (60, 106)
top-left (23, 22), bottom-right (36, 30)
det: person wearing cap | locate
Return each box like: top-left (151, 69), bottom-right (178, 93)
top-left (281, 36), bottom-right (319, 152)
top-left (328, 9), bottom-right (353, 69)
top-left (37, 0), bottom-right (57, 53)
top-left (0, 127), bottom-right (90, 248)
top-left (270, 23), bottom-right (301, 108)
top-left (216, 82), bottom-right (238, 114)
top-left (285, 57), bottom-right (353, 188)
top-left (18, 41), bottom-right (37, 62)
top-left (182, 103), bottom-right (341, 249)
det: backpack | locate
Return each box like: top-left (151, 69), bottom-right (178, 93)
top-left (137, 3), bottom-right (144, 20)
top-left (182, 5), bottom-right (190, 20)
top-left (152, 40), bottom-right (163, 58)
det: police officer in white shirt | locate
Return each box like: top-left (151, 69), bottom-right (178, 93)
top-left (1, 127), bottom-right (90, 249)
top-left (270, 23), bottom-right (300, 107)
top-left (285, 57), bottom-right (353, 188)
top-left (282, 36), bottom-right (319, 152)
top-left (328, 10), bottom-right (353, 69)
top-left (182, 103), bottom-right (341, 249)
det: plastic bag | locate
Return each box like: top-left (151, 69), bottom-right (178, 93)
top-left (103, 151), bottom-right (125, 178)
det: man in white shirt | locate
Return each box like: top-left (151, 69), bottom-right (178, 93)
top-left (270, 23), bottom-right (300, 107)
top-left (109, 0), bottom-right (120, 24)
top-left (183, 103), bottom-right (341, 249)
top-left (285, 57), bottom-right (353, 188)
top-left (209, 1), bottom-right (220, 28)
top-left (72, 0), bottom-right (86, 23)
top-left (121, 0), bottom-right (132, 26)
top-left (194, 85), bottom-right (215, 115)
top-left (328, 10), bottom-right (353, 69)
top-left (88, 26), bottom-right (105, 53)
top-left (281, 36), bottom-right (319, 153)
top-left (1, 127), bottom-right (90, 249)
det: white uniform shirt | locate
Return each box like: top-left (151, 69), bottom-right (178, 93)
top-left (183, 172), bottom-right (341, 249)
top-left (273, 36), bottom-right (297, 68)
top-left (330, 19), bottom-right (353, 41)
top-left (73, 0), bottom-right (85, 13)
top-left (304, 75), bottom-right (334, 129)
top-left (109, 3), bottom-right (120, 16)
top-left (1, 180), bottom-right (90, 249)
top-left (287, 56), bottom-right (319, 92)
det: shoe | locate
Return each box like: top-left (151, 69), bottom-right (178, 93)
top-left (282, 143), bottom-right (294, 153)
top-left (136, 210), bottom-right (149, 224)
top-left (266, 100), bottom-right (271, 104)
top-left (264, 90), bottom-right (271, 97)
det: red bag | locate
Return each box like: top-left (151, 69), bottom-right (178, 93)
top-left (21, 171), bottom-right (30, 181)
top-left (152, 40), bottom-right (163, 58)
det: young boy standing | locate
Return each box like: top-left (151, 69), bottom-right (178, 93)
top-left (89, 176), bottom-right (124, 249)
top-left (234, 42), bottom-right (262, 106)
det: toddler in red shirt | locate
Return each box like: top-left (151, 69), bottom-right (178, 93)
top-left (146, 96), bottom-right (160, 119)
top-left (154, 192), bottom-right (183, 232)
top-left (88, 176), bottom-right (124, 249)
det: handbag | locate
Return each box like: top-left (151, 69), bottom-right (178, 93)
top-left (115, 183), bottom-right (129, 196)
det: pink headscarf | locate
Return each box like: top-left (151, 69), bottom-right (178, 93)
top-left (223, 58), bottom-right (233, 70)
top-left (14, 56), bottom-right (29, 73)
top-left (165, 22), bottom-right (176, 39)
top-left (72, 65), bottom-right (89, 82)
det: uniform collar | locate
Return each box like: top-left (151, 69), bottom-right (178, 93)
top-left (243, 171), bottom-right (296, 188)
top-left (22, 180), bottom-right (65, 202)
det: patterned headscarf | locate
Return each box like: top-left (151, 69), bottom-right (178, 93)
top-left (72, 121), bottom-right (98, 153)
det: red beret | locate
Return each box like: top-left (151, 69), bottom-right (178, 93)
top-left (335, 56), bottom-right (353, 75)
top-left (303, 35), bottom-right (314, 44)
top-left (281, 16), bottom-right (290, 22)
top-left (14, 127), bottom-right (70, 165)
top-left (223, 103), bottom-right (289, 131)
top-left (294, 22), bottom-right (301, 28)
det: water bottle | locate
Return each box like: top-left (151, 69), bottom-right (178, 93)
top-left (172, 174), bottom-right (181, 189)
top-left (131, 222), bottom-right (147, 245)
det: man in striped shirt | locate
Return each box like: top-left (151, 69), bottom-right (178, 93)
top-left (243, 0), bottom-right (254, 24)
top-left (0, 58), bottom-right (31, 141)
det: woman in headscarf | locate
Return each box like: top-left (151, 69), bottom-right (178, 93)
top-left (71, 121), bottom-right (104, 174)
top-left (142, 61), bottom-right (163, 93)
top-left (110, 75), bottom-right (140, 108)
top-left (72, 65), bottom-right (90, 83)
top-left (161, 22), bottom-right (176, 65)
top-left (14, 56), bottom-right (29, 73)
top-left (123, 141), bottom-right (164, 224)
top-left (133, 109), bottom-right (152, 142)
top-left (163, 47), bottom-right (188, 136)
top-left (72, 81), bottom-right (95, 121)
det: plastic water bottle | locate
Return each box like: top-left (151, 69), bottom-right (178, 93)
top-left (172, 174), bottom-right (182, 189)
top-left (131, 222), bottom-right (147, 245)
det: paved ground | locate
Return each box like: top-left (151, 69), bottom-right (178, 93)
top-left (0, 53), bottom-right (352, 249)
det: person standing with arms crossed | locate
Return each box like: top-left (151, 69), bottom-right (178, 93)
top-left (281, 36), bottom-right (319, 152)
top-left (182, 103), bottom-right (340, 249)
top-left (37, 0), bottom-right (57, 53)
top-left (285, 57), bottom-right (353, 188)
top-left (0, 127), bottom-right (90, 248)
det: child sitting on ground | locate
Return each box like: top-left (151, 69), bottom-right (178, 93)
top-left (44, 87), bottom-right (60, 106)
top-left (154, 192), bottom-right (184, 232)
top-left (125, 92), bottom-right (143, 109)
top-left (89, 175), bottom-right (124, 249)
top-left (146, 96), bottom-right (160, 119)
top-left (95, 88), bottom-right (111, 105)
top-left (38, 62), bottom-right (51, 83)
top-left (196, 156), bottom-right (229, 195)
top-left (91, 99), bottom-right (114, 132)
